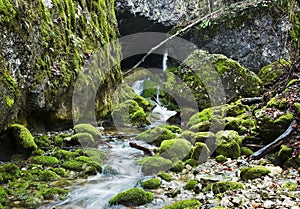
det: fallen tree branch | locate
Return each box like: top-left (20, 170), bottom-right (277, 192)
top-left (251, 119), bottom-right (297, 159)
top-left (241, 97), bottom-right (263, 105)
top-left (129, 142), bottom-right (154, 156)
top-left (123, 9), bottom-right (222, 76)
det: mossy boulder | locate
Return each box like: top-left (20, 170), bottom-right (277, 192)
top-left (162, 199), bottom-right (201, 209)
top-left (0, 163), bottom-right (21, 183)
top-left (141, 156), bottom-right (173, 175)
top-left (7, 124), bottom-right (38, 155)
top-left (171, 160), bottom-right (185, 172)
top-left (216, 130), bottom-right (241, 159)
top-left (191, 142), bottom-right (211, 163)
top-left (158, 138), bottom-right (192, 161)
top-left (62, 156), bottom-right (102, 174)
top-left (158, 172), bottom-right (173, 182)
top-left (142, 178), bottom-right (162, 189)
top-left (164, 50), bottom-right (263, 111)
top-left (187, 108), bottom-right (212, 127)
top-left (112, 100), bottom-right (150, 127)
top-left (109, 188), bottom-right (154, 206)
top-left (70, 133), bottom-right (94, 146)
top-left (225, 100), bottom-right (248, 117)
top-left (37, 187), bottom-right (68, 200)
top-left (277, 145), bottom-right (293, 164)
top-left (183, 180), bottom-right (198, 190)
top-left (205, 181), bottom-right (244, 194)
top-left (267, 97), bottom-right (288, 110)
top-left (192, 132), bottom-right (215, 145)
top-left (136, 126), bottom-right (176, 146)
top-left (34, 135), bottom-right (51, 147)
top-left (240, 166), bottom-right (271, 181)
top-left (0, 187), bottom-right (8, 205)
top-left (255, 109), bottom-right (294, 143)
top-left (30, 156), bottom-right (59, 166)
top-left (40, 170), bottom-right (59, 181)
top-left (179, 130), bottom-right (196, 144)
top-left (73, 124), bottom-right (101, 138)
top-left (258, 60), bottom-right (291, 84)
top-left (215, 155), bottom-right (228, 163)
top-left (189, 121), bottom-right (212, 132)
top-left (241, 147), bottom-right (254, 156)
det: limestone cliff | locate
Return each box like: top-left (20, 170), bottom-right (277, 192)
top-left (0, 0), bottom-right (122, 132)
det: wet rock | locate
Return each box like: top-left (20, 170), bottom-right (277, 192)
top-left (109, 188), bottom-right (154, 206)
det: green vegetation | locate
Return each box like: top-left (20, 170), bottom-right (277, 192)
top-left (109, 188), bottom-right (154, 206)
top-left (159, 139), bottom-right (192, 160)
top-left (136, 126), bottom-right (176, 146)
top-left (73, 124), bottom-right (101, 138)
top-left (282, 181), bottom-right (298, 191)
top-left (30, 156), bottom-right (59, 166)
top-left (141, 156), bottom-right (173, 175)
top-left (162, 199), bottom-right (201, 209)
top-left (205, 181), bottom-right (244, 193)
top-left (142, 178), bottom-right (162, 189)
top-left (215, 155), bottom-right (228, 163)
top-left (183, 180), bottom-right (198, 190)
top-left (216, 130), bottom-right (241, 159)
top-left (158, 172), bottom-right (172, 182)
top-left (240, 166), bottom-right (271, 181)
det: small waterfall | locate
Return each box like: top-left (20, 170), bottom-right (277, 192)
top-left (162, 48), bottom-right (168, 71)
top-left (132, 80), bottom-right (144, 96)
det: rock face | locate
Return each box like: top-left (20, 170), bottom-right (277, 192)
top-left (0, 0), bottom-right (122, 132)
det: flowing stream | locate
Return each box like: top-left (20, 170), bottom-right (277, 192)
top-left (39, 136), bottom-right (149, 209)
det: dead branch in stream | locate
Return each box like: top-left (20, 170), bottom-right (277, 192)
top-left (129, 142), bottom-right (154, 156)
top-left (251, 120), bottom-right (298, 159)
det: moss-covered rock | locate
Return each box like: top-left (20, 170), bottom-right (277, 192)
top-left (37, 187), bottom-right (68, 200)
top-left (70, 133), bottom-right (94, 146)
top-left (240, 166), bottom-right (271, 181)
top-left (158, 172), bottom-right (173, 182)
top-left (62, 156), bottom-right (102, 174)
top-left (73, 124), bottom-right (101, 138)
top-left (277, 145), bottom-right (293, 163)
top-left (158, 138), bottom-right (192, 161)
top-left (282, 181), bottom-right (298, 191)
top-left (136, 126), bottom-right (176, 146)
top-left (0, 163), bottom-right (21, 183)
top-left (40, 170), bottom-right (59, 181)
top-left (183, 180), bottom-right (198, 190)
top-left (192, 132), bottom-right (215, 145)
top-left (0, 186), bottom-right (8, 206)
top-left (225, 100), bottom-right (248, 117)
top-left (109, 188), bottom-right (154, 206)
top-left (255, 109), bottom-right (294, 143)
top-left (141, 156), bottom-right (173, 175)
top-left (205, 181), bottom-right (244, 194)
top-left (112, 100), bottom-right (150, 127)
top-left (215, 155), bottom-right (228, 163)
top-left (216, 130), bottom-right (241, 159)
top-left (189, 121), bottom-right (212, 132)
top-left (164, 50), bottom-right (263, 111)
top-left (171, 160), bottom-right (185, 173)
top-left (258, 60), bottom-right (291, 84)
top-left (30, 156), bottom-right (59, 166)
top-left (191, 142), bottom-right (211, 163)
top-left (142, 178), bottom-right (162, 189)
top-left (8, 124), bottom-right (38, 154)
top-left (162, 199), bottom-right (201, 209)
top-left (187, 108), bottom-right (212, 127)
top-left (241, 147), bottom-right (254, 156)
top-left (179, 130), bottom-right (196, 144)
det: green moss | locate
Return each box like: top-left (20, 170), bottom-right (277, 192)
top-left (142, 178), bottom-right (162, 189)
top-left (286, 79), bottom-right (298, 88)
top-left (73, 123), bottom-right (101, 138)
top-left (37, 187), bottom-right (68, 200)
top-left (179, 130), bottom-right (196, 144)
top-left (205, 181), bottom-right (244, 194)
top-left (215, 155), bottom-right (228, 163)
top-left (241, 147), bottom-right (254, 156)
top-left (161, 124), bottom-right (182, 134)
top-left (159, 138), bottom-right (192, 161)
top-left (109, 188), bottom-right (154, 206)
top-left (112, 100), bottom-right (150, 127)
top-left (278, 145), bottom-right (293, 163)
top-left (136, 126), bottom-right (176, 146)
top-left (141, 156), bottom-right (172, 175)
top-left (226, 100), bottom-right (247, 117)
top-left (0, 163), bottom-right (21, 183)
top-left (34, 135), bottom-right (51, 147)
top-left (240, 166), bottom-right (271, 181)
top-left (216, 130), bottom-right (241, 159)
top-left (191, 142), bottom-right (210, 163)
top-left (162, 199), bottom-right (201, 209)
top-left (192, 132), bottom-right (215, 144)
top-left (0, 186), bottom-right (8, 205)
top-left (189, 121), bottom-right (212, 132)
top-left (185, 159), bottom-right (199, 167)
top-left (187, 108), bottom-right (212, 127)
top-left (40, 170), bottom-right (59, 181)
top-left (30, 156), bottom-right (59, 166)
top-left (184, 180), bottom-right (198, 190)
top-left (9, 124), bottom-right (38, 152)
top-left (158, 172), bottom-right (172, 182)
top-left (267, 97), bottom-right (288, 110)
top-left (4, 95), bottom-right (14, 108)
top-left (0, 0), bottom-right (16, 24)
top-left (62, 156), bottom-right (102, 174)
top-left (258, 60), bottom-right (291, 84)
top-left (171, 160), bottom-right (184, 172)
top-left (70, 132), bottom-right (94, 146)
top-left (282, 181), bottom-right (298, 191)
top-left (294, 103), bottom-right (300, 115)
